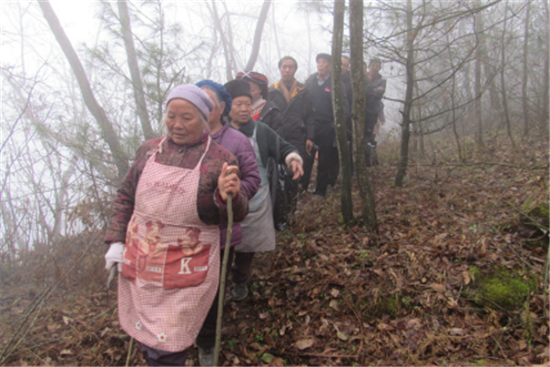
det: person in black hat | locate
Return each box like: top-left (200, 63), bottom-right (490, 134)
top-left (235, 71), bottom-right (285, 137)
top-left (305, 53), bottom-right (349, 198)
top-left (224, 79), bottom-right (303, 303)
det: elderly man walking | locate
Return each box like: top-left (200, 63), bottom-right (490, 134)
top-left (268, 56), bottom-right (316, 196)
top-left (365, 58), bottom-right (386, 166)
top-left (305, 53), bottom-right (349, 198)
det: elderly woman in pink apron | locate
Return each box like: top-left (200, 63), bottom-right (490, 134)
top-left (224, 79), bottom-right (304, 302)
top-left (103, 84), bottom-right (248, 366)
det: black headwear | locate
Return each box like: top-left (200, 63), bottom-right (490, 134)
top-left (224, 79), bottom-right (252, 101)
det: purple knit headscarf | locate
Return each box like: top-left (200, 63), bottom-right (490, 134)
top-left (165, 84), bottom-right (214, 120)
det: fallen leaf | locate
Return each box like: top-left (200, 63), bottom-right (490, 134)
top-left (259, 312), bottom-right (269, 319)
top-left (329, 300), bottom-right (339, 310)
top-left (377, 322), bottom-right (395, 331)
top-left (336, 331), bottom-right (348, 341)
top-left (295, 339), bottom-right (315, 350)
top-left (100, 327), bottom-right (111, 338)
top-left (406, 318), bottom-right (422, 329)
top-left (60, 349), bottom-right (73, 356)
top-left (462, 271), bottom-right (471, 285)
top-left (449, 328), bottom-right (465, 336)
top-left (270, 357), bottom-right (285, 366)
top-left (431, 283), bottom-right (446, 293)
top-left (47, 324), bottom-right (59, 332)
top-left (330, 288), bottom-right (340, 297)
top-left (261, 352), bottom-right (274, 363)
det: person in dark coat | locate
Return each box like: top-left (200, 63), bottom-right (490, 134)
top-left (235, 71), bottom-right (285, 137)
top-left (305, 53), bottom-right (349, 197)
top-left (268, 56), bottom-right (316, 195)
top-left (365, 58), bottom-right (386, 166)
top-left (224, 79), bottom-right (303, 303)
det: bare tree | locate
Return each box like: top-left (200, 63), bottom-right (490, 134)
top-left (117, 0), bottom-right (154, 140)
top-left (37, 0), bottom-right (129, 181)
top-left (542, 0), bottom-right (549, 130)
top-left (207, 1), bottom-right (236, 81)
top-left (331, 0), bottom-right (353, 223)
top-left (474, 1), bottom-right (484, 148)
top-left (350, 0), bottom-right (376, 230)
top-left (394, 0), bottom-right (416, 187)
top-left (244, 0), bottom-right (271, 71)
top-left (498, 1), bottom-right (515, 148)
top-left (521, 0), bottom-right (531, 137)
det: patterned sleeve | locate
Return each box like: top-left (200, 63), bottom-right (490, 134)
top-left (103, 139), bottom-right (160, 244)
top-left (197, 143), bottom-right (249, 225)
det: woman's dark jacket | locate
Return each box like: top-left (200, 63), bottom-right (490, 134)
top-left (231, 118), bottom-right (299, 168)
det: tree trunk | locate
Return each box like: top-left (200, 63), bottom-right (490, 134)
top-left (38, 0), bottom-right (129, 181)
top-left (117, 0), bottom-right (154, 140)
top-left (244, 0), bottom-right (271, 71)
top-left (474, 1), bottom-right (484, 148)
top-left (350, 0), bottom-right (377, 231)
top-left (222, 2), bottom-right (239, 74)
top-left (499, 1), bottom-right (515, 148)
top-left (522, 0), bottom-right (531, 137)
top-left (413, 81), bottom-right (424, 157)
top-left (395, 0), bottom-right (415, 187)
top-left (446, 30), bottom-right (464, 163)
top-left (542, 0), bottom-right (549, 130)
top-left (209, 1), bottom-right (234, 81)
top-left (331, 0), bottom-right (353, 223)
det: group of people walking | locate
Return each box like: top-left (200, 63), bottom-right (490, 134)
top-left (103, 53), bottom-right (386, 366)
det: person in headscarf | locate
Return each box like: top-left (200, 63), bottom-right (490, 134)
top-left (103, 84), bottom-right (248, 366)
top-left (224, 79), bottom-right (303, 302)
top-left (236, 71), bottom-right (285, 137)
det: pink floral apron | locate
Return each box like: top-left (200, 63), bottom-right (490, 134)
top-left (118, 137), bottom-right (220, 352)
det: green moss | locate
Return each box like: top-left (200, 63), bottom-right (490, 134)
top-left (474, 267), bottom-right (530, 311)
top-left (522, 202), bottom-right (549, 230)
top-left (469, 265), bottom-right (481, 281)
top-left (369, 294), bottom-right (399, 319)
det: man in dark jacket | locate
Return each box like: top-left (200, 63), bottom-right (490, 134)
top-left (341, 55), bottom-right (353, 109)
top-left (268, 56), bottom-right (316, 194)
top-left (365, 58), bottom-right (386, 166)
top-left (305, 53), bottom-right (349, 197)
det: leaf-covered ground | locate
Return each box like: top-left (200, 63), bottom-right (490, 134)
top-left (1, 133), bottom-right (548, 366)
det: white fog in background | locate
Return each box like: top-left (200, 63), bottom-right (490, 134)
top-left (1, 0), bottom-right (401, 137)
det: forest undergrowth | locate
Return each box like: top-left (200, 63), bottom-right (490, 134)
top-left (0, 129), bottom-right (548, 366)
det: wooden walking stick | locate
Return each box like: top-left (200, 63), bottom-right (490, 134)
top-left (213, 193), bottom-right (233, 366)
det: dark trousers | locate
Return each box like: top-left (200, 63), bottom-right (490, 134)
top-left (315, 144), bottom-right (339, 196)
top-left (141, 344), bottom-right (188, 366)
top-left (232, 252), bottom-right (255, 284)
top-left (196, 246), bottom-right (234, 350)
top-left (299, 148), bottom-right (316, 192)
